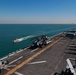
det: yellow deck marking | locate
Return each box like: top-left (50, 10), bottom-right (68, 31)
top-left (5, 37), bottom-right (63, 75)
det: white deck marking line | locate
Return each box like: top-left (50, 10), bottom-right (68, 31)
top-left (28, 61), bottom-right (46, 65)
top-left (9, 56), bottom-right (23, 65)
top-left (31, 48), bottom-right (39, 52)
top-left (15, 72), bottom-right (23, 75)
top-left (7, 65), bottom-right (16, 67)
top-left (5, 68), bottom-right (10, 71)
top-left (4, 65), bottom-right (10, 71)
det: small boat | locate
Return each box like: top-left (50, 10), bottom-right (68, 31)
top-left (13, 38), bottom-right (23, 43)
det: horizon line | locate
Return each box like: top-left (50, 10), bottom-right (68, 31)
top-left (0, 23), bottom-right (76, 24)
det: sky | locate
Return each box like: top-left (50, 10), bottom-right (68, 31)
top-left (0, 0), bottom-right (76, 24)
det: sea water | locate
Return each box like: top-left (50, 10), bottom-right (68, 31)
top-left (0, 24), bottom-right (76, 58)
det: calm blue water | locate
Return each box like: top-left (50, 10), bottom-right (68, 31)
top-left (0, 24), bottom-right (76, 58)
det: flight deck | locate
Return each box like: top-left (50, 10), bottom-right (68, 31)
top-left (1, 32), bottom-right (76, 75)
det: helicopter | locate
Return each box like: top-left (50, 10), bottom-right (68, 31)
top-left (30, 35), bottom-right (52, 49)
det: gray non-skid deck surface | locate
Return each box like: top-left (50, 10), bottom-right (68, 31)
top-left (2, 36), bottom-right (76, 75)
top-left (14, 37), bottom-right (71, 75)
